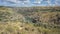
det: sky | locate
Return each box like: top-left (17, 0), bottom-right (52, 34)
top-left (0, 0), bottom-right (60, 7)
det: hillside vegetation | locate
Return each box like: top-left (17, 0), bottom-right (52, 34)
top-left (0, 6), bottom-right (60, 34)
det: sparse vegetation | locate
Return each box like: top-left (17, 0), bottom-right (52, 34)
top-left (0, 6), bottom-right (60, 34)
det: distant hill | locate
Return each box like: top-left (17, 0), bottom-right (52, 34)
top-left (0, 6), bottom-right (60, 24)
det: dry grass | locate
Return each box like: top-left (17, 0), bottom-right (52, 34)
top-left (0, 6), bottom-right (60, 34)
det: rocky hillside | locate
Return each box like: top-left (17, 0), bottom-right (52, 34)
top-left (0, 6), bottom-right (60, 34)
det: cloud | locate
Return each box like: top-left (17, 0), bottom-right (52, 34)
top-left (32, 0), bottom-right (42, 4)
top-left (19, 0), bottom-right (28, 1)
top-left (5, 0), bottom-right (30, 4)
top-left (0, 0), bottom-right (60, 6)
top-left (6, 0), bottom-right (32, 6)
top-left (5, 0), bottom-right (21, 3)
top-left (4, 0), bottom-right (32, 7)
top-left (55, 0), bottom-right (60, 5)
top-left (0, 0), bottom-right (32, 6)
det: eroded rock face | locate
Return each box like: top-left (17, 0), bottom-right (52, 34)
top-left (0, 10), bottom-right (25, 22)
top-left (24, 12), bottom-right (60, 25)
top-left (49, 13), bottom-right (60, 24)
